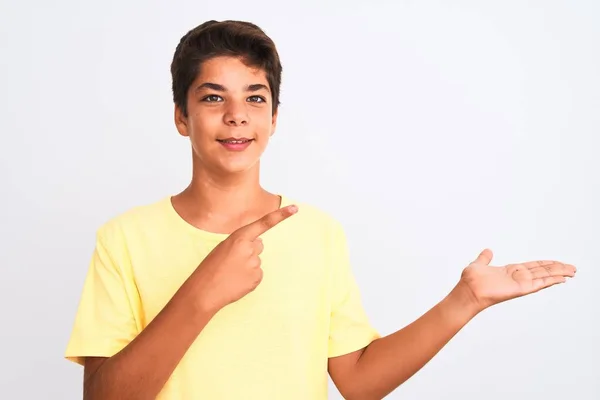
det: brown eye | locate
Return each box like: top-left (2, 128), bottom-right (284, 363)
top-left (203, 95), bottom-right (223, 102)
top-left (247, 96), bottom-right (266, 103)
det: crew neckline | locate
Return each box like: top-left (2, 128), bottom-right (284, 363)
top-left (163, 194), bottom-right (290, 241)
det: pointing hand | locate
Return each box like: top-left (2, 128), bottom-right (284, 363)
top-left (194, 205), bottom-right (298, 312)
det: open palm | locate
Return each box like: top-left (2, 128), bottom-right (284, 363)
top-left (460, 249), bottom-right (577, 310)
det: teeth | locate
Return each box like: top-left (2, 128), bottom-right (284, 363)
top-left (222, 139), bottom-right (249, 144)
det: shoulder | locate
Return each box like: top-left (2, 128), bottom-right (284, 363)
top-left (95, 197), bottom-right (171, 244)
top-left (281, 195), bottom-right (346, 237)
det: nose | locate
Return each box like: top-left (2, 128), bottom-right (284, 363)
top-left (223, 102), bottom-right (249, 126)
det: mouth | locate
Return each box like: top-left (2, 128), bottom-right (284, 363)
top-left (217, 137), bottom-right (255, 151)
top-left (217, 137), bottom-right (254, 144)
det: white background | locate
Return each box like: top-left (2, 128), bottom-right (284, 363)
top-left (1, 0), bottom-right (598, 399)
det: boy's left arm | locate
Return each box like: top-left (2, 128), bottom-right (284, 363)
top-left (328, 249), bottom-right (576, 400)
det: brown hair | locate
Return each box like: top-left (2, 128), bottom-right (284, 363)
top-left (170, 20), bottom-right (283, 117)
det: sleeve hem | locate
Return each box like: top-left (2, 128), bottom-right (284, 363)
top-left (328, 331), bottom-right (381, 358)
top-left (64, 343), bottom-right (126, 366)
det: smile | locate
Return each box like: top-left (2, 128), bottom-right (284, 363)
top-left (217, 138), bottom-right (254, 152)
top-left (217, 138), bottom-right (253, 144)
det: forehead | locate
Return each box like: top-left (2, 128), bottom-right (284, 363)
top-left (195, 56), bottom-right (268, 85)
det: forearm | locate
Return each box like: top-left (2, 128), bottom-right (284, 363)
top-left (84, 274), bottom-right (217, 400)
top-left (350, 284), bottom-right (480, 400)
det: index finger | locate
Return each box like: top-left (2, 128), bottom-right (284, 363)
top-left (235, 205), bottom-right (298, 240)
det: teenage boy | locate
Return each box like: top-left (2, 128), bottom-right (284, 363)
top-left (65, 20), bottom-right (576, 400)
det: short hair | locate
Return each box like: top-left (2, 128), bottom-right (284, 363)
top-left (170, 20), bottom-right (283, 117)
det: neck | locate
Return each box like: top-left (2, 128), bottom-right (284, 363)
top-left (178, 160), bottom-right (271, 217)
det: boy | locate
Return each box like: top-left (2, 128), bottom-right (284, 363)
top-left (65, 20), bottom-right (576, 399)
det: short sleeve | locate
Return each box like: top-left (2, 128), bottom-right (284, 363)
top-left (328, 222), bottom-right (380, 358)
top-left (65, 226), bottom-right (140, 365)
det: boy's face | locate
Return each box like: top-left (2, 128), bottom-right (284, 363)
top-left (175, 56), bottom-right (277, 175)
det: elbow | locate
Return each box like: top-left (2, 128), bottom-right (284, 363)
top-left (83, 375), bottom-right (134, 400)
top-left (338, 379), bottom-right (394, 400)
top-left (341, 391), bottom-right (381, 400)
top-left (338, 383), bottom-right (383, 400)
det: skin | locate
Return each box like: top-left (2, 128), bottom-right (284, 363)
top-left (172, 55), bottom-right (282, 233)
top-left (327, 251), bottom-right (576, 399)
top-left (81, 56), bottom-right (577, 400)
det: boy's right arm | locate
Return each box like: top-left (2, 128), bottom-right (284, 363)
top-left (82, 273), bottom-right (217, 400)
top-left (80, 205), bottom-right (298, 400)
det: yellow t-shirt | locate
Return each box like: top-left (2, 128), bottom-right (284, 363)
top-left (65, 195), bottom-right (379, 399)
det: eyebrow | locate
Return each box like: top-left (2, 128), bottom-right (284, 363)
top-left (247, 83), bottom-right (270, 93)
top-left (195, 82), bottom-right (270, 93)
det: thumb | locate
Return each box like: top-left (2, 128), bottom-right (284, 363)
top-left (474, 248), bottom-right (494, 265)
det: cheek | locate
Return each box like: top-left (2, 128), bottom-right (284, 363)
top-left (252, 110), bottom-right (275, 135)
top-left (189, 113), bottom-right (219, 139)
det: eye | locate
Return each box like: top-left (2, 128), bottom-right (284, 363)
top-left (247, 96), bottom-right (266, 103)
top-left (203, 95), bottom-right (223, 102)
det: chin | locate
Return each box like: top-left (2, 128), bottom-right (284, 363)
top-left (216, 157), bottom-right (261, 175)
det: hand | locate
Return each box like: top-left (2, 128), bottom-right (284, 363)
top-left (458, 249), bottom-right (577, 312)
top-left (194, 205), bottom-right (298, 313)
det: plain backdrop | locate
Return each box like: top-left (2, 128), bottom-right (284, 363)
top-left (0, 0), bottom-right (598, 399)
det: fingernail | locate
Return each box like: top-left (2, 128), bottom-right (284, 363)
top-left (289, 205), bottom-right (298, 213)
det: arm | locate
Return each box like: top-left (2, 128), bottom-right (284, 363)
top-left (328, 283), bottom-right (478, 400)
top-left (77, 205), bottom-right (298, 399)
top-left (329, 250), bottom-right (576, 400)
top-left (83, 271), bottom-right (217, 400)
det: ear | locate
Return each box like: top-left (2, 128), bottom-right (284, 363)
top-left (270, 108), bottom-right (278, 137)
top-left (174, 104), bottom-right (189, 137)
